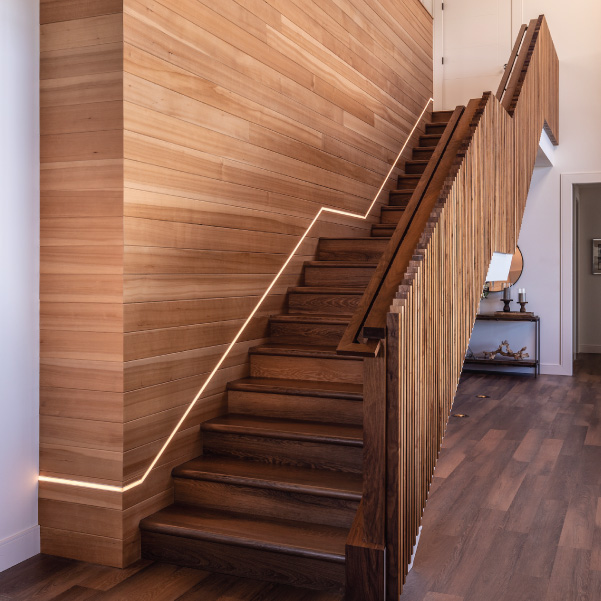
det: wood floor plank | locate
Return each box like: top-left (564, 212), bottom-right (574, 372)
top-left (402, 356), bottom-right (601, 600)
top-left (558, 484), bottom-right (598, 551)
top-left (544, 548), bottom-right (591, 601)
top-left (84, 563), bottom-right (209, 601)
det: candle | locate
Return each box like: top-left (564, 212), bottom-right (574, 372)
top-left (503, 285), bottom-right (511, 300)
top-left (518, 288), bottom-right (526, 302)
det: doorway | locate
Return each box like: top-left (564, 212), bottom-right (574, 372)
top-left (574, 183), bottom-right (601, 356)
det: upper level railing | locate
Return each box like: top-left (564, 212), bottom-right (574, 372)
top-left (337, 16), bottom-right (558, 362)
top-left (344, 16), bottom-right (559, 600)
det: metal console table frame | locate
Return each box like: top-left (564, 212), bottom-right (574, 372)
top-left (463, 313), bottom-right (540, 377)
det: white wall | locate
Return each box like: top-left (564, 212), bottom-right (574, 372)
top-left (437, 0), bottom-right (511, 110)
top-left (576, 184), bottom-right (601, 353)
top-left (435, 0), bottom-right (601, 375)
top-left (420, 0), bottom-right (433, 17)
top-left (0, 0), bottom-right (40, 571)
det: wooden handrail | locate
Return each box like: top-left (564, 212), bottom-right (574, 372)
top-left (496, 23), bottom-right (528, 100)
top-left (337, 106), bottom-right (466, 356)
top-left (337, 17), bottom-right (557, 360)
top-left (345, 16), bottom-right (559, 600)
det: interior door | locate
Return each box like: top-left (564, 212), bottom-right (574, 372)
top-left (440, 0), bottom-right (513, 109)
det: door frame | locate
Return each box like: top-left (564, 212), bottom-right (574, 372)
top-left (560, 172), bottom-right (601, 374)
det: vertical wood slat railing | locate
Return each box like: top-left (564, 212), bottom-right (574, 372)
top-left (343, 16), bottom-right (558, 600)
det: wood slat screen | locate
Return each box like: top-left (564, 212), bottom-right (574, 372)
top-left (348, 16), bottom-right (558, 600)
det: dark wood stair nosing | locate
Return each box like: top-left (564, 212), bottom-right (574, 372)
top-left (172, 461), bottom-right (362, 501)
top-left (140, 508), bottom-right (346, 564)
top-left (287, 286), bottom-right (367, 295)
top-left (202, 418), bottom-right (363, 448)
top-left (269, 314), bottom-right (351, 326)
top-left (249, 344), bottom-right (363, 361)
top-left (303, 261), bottom-right (379, 268)
top-left (227, 378), bottom-right (363, 401)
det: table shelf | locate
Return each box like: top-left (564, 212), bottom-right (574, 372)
top-left (464, 312), bottom-right (540, 377)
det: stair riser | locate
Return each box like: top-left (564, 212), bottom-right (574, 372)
top-left (381, 209), bottom-right (404, 225)
top-left (426, 123), bottom-right (446, 135)
top-left (141, 531), bottom-right (345, 591)
top-left (174, 479), bottom-right (358, 528)
top-left (304, 265), bottom-right (375, 287)
top-left (318, 239), bottom-right (388, 262)
top-left (396, 177), bottom-right (419, 191)
top-left (251, 354), bottom-right (363, 384)
top-left (269, 321), bottom-right (347, 345)
top-left (228, 390), bottom-right (363, 425)
top-left (389, 192), bottom-right (412, 207)
top-left (203, 431), bottom-right (363, 474)
top-left (419, 135), bottom-right (441, 148)
top-left (288, 292), bottom-right (361, 316)
top-left (431, 111), bottom-right (453, 123)
top-left (412, 147), bottom-right (435, 161)
top-left (371, 226), bottom-right (395, 237)
top-left (405, 163), bottom-right (427, 175)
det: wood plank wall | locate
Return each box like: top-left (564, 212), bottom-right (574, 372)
top-left (39, 0), bottom-right (433, 566)
top-left (39, 0), bottom-right (131, 567)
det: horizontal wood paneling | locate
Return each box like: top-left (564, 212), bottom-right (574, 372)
top-left (121, 0), bottom-right (431, 527)
top-left (40, 0), bottom-right (432, 568)
top-left (40, 0), bottom-right (123, 25)
top-left (39, 5), bottom-right (127, 568)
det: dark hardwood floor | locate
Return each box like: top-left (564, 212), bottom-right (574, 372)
top-left (0, 555), bottom-right (342, 600)
top-left (402, 354), bottom-right (601, 601)
top-left (1, 355), bottom-right (599, 600)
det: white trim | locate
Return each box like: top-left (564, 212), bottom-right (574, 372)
top-left (540, 363), bottom-right (568, 376)
top-left (432, 1), bottom-right (444, 110)
top-left (0, 526), bottom-right (40, 573)
top-left (560, 172), bottom-right (601, 377)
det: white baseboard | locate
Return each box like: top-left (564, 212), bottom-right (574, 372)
top-left (0, 525), bottom-right (40, 573)
top-left (540, 363), bottom-right (572, 376)
top-left (578, 345), bottom-right (601, 354)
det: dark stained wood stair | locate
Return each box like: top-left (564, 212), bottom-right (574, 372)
top-left (140, 110), bottom-right (453, 594)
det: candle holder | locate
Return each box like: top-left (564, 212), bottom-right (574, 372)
top-left (502, 299), bottom-right (513, 312)
top-left (518, 301), bottom-right (528, 313)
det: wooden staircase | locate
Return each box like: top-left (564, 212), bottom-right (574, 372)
top-left (139, 110), bottom-right (453, 593)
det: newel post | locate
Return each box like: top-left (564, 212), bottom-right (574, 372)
top-left (345, 340), bottom-right (386, 601)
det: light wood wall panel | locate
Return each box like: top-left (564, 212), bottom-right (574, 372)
top-left (39, 0), bottom-right (127, 567)
top-left (40, 0), bottom-right (433, 567)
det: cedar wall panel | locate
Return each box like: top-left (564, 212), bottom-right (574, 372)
top-left (39, 0), bottom-right (131, 568)
top-left (39, 0), bottom-right (433, 567)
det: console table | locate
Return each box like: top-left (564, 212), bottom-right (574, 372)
top-left (463, 313), bottom-right (540, 377)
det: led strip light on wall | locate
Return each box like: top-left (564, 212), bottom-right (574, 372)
top-left (39, 98), bottom-right (434, 493)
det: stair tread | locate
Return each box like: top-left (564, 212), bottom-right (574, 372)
top-left (140, 506), bottom-right (347, 563)
top-left (287, 286), bottom-right (366, 294)
top-left (173, 456), bottom-right (362, 499)
top-left (228, 376), bottom-right (363, 399)
top-left (405, 159), bottom-right (429, 165)
top-left (381, 205), bottom-right (406, 211)
top-left (203, 414), bottom-right (363, 446)
top-left (250, 342), bottom-right (362, 359)
top-left (304, 261), bottom-right (378, 267)
top-left (318, 237), bottom-right (389, 241)
top-left (271, 314), bottom-right (350, 325)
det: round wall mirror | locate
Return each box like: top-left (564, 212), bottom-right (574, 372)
top-left (488, 247), bottom-right (523, 292)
